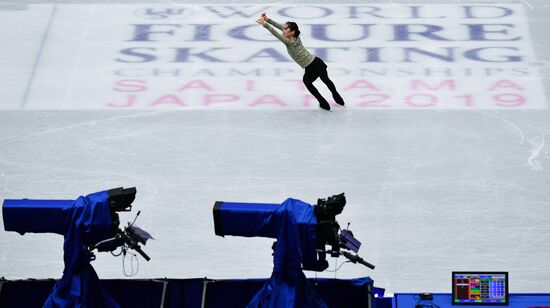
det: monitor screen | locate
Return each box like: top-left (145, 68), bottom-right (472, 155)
top-left (452, 272), bottom-right (509, 305)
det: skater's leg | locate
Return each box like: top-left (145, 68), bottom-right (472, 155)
top-left (319, 70), bottom-right (345, 106)
top-left (303, 73), bottom-right (330, 110)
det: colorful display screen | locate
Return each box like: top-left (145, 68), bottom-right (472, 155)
top-left (452, 272), bottom-right (509, 305)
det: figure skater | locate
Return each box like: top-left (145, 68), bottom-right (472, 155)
top-left (256, 12), bottom-right (345, 111)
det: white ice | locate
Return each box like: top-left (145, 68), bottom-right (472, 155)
top-left (0, 0), bottom-right (549, 295)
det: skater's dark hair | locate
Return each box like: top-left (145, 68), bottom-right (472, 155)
top-left (285, 22), bottom-right (300, 37)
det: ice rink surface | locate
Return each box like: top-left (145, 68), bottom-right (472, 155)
top-left (1, 0), bottom-right (549, 294)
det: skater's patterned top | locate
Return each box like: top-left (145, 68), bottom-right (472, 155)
top-left (263, 18), bottom-right (316, 69)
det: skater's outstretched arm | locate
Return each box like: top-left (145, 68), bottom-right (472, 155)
top-left (264, 24), bottom-right (291, 45)
top-left (256, 13), bottom-right (290, 46)
top-left (260, 12), bottom-right (284, 30)
top-left (266, 18), bottom-right (284, 30)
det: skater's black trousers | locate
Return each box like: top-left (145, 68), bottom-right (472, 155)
top-left (303, 57), bottom-right (343, 107)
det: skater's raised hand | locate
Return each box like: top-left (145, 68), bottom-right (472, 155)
top-left (257, 12), bottom-right (267, 24)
